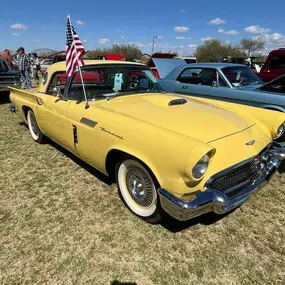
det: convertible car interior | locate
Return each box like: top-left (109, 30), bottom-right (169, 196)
top-left (47, 67), bottom-right (156, 100)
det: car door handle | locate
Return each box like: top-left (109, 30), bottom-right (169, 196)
top-left (36, 98), bottom-right (43, 105)
top-left (182, 85), bottom-right (188, 89)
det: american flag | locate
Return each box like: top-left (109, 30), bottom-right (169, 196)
top-left (66, 16), bottom-right (85, 77)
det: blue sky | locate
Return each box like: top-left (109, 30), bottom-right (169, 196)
top-left (1, 0), bottom-right (285, 55)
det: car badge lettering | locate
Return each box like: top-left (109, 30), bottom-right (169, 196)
top-left (100, 127), bottom-right (124, 140)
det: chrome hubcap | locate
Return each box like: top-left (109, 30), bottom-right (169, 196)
top-left (126, 167), bottom-right (154, 207)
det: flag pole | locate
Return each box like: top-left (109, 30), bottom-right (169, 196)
top-left (68, 15), bottom-right (89, 109)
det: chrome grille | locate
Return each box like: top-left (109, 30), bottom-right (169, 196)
top-left (206, 156), bottom-right (263, 197)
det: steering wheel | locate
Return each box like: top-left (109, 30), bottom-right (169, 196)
top-left (127, 80), bottom-right (138, 89)
top-left (239, 78), bottom-right (248, 86)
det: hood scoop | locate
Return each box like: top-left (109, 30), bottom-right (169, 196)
top-left (168, 98), bottom-right (187, 106)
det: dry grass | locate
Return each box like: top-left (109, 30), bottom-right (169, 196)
top-left (0, 93), bottom-right (285, 285)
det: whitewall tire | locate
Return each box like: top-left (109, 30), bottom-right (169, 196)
top-left (27, 109), bottom-right (45, 143)
top-left (116, 158), bottom-right (161, 223)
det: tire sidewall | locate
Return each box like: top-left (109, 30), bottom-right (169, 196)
top-left (116, 159), bottom-right (160, 220)
top-left (27, 109), bottom-right (44, 143)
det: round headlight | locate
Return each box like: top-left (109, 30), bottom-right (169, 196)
top-left (274, 122), bottom-right (285, 139)
top-left (192, 154), bottom-right (210, 179)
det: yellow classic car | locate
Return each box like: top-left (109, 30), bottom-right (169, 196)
top-left (8, 60), bottom-right (285, 224)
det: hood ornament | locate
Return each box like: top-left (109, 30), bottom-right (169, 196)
top-left (245, 140), bottom-right (255, 146)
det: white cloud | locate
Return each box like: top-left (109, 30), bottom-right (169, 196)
top-left (188, 44), bottom-right (197, 48)
top-left (157, 36), bottom-right (164, 39)
top-left (201, 36), bottom-right (212, 41)
top-left (180, 9), bottom-right (186, 12)
top-left (187, 37), bottom-right (192, 40)
top-left (32, 39), bottom-right (40, 42)
top-left (10, 23), bottom-right (28, 30)
top-left (176, 36), bottom-right (185, 40)
top-left (253, 33), bottom-right (285, 46)
top-left (76, 20), bottom-right (85, 25)
top-left (82, 40), bottom-right (87, 43)
top-left (218, 28), bottom-right (239, 35)
top-left (174, 26), bottom-right (189, 32)
top-left (209, 18), bottom-right (226, 25)
top-left (98, 38), bottom-right (110, 44)
top-left (12, 32), bottom-right (20, 36)
top-left (179, 45), bottom-right (184, 48)
top-left (224, 30), bottom-right (239, 35)
top-left (244, 25), bottom-right (271, 34)
top-left (120, 35), bottom-right (125, 39)
top-left (128, 41), bottom-right (144, 47)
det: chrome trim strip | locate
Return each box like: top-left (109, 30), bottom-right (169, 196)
top-left (158, 142), bottom-right (285, 221)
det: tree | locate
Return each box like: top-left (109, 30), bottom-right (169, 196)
top-left (240, 38), bottom-right (265, 57)
top-left (85, 44), bottom-right (143, 60)
top-left (194, 39), bottom-right (243, 62)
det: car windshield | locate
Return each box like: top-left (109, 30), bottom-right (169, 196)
top-left (66, 64), bottom-right (165, 101)
top-left (222, 66), bottom-right (262, 87)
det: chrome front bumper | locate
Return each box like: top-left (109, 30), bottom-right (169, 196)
top-left (158, 143), bottom-right (285, 221)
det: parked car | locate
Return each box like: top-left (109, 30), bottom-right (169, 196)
top-left (40, 59), bottom-right (52, 75)
top-left (159, 63), bottom-right (285, 121)
top-left (8, 60), bottom-right (285, 224)
top-left (174, 56), bottom-right (197, 64)
top-left (258, 48), bottom-right (285, 82)
top-left (145, 53), bottom-right (188, 79)
top-left (0, 58), bottom-right (21, 91)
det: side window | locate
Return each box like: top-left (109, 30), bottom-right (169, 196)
top-left (269, 55), bottom-right (285, 69)
top-left (0, 59), bottom-right (8, 72)
top-left (218, 74), bottom-right (229, 88)
top-left (177, 68), bottom-right (202, 84)
top-left (47, 71), bottom-right (67, 96)
top-left (197, 69), bottom-right (218, 86)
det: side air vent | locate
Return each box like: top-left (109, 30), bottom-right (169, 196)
top-left (80, 117), bottom-right (97, 128)
top-left (168, 98), bottom-right (187, 106)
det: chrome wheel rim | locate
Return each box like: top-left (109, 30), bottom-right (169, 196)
top-left (125, 167), bottom-right (154, 207)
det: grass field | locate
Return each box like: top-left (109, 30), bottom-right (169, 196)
top-left (0, 92), bottom-right (285, 285)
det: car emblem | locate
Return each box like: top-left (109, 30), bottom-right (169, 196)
top-left (245, 140), bottom-right (255, 146)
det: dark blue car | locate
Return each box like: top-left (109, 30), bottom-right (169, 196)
top-left (0, 58), bottom-right (21, 92)
top-left (159, 63), bottom-right (285, 113)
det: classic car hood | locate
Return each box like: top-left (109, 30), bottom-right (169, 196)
top-left (98, 93), bottom-right (254, 143)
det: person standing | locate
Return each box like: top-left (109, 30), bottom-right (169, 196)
top-left (1, 49), bottom-right (12, 68)
top-left (17, 47), bottom-right (32, 89)
top-left (32, 53), bottom-right (40, 84)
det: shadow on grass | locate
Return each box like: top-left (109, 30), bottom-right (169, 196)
top-left (48, 139), bottom-right (113, 186)
top-left (19, 121), bottom-right (113, 186)
top-left (0, 91), bottom-right (10, 104)
top-left (278, 160), bottom-right (285, 174)
top-left (161, 209), bottom-right (236, 233)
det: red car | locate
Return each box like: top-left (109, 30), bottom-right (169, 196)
top-left (55, 70), bottom-right (102, 85)
top-left (258, 48), bottom-right (285, 82)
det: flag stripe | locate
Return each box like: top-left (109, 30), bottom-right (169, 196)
top-left (66, 16), bottom-right (85, 78)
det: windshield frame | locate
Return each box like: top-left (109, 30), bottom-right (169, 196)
top-left (221, 66), bottom-right (263, 88)
top-left (63, 63), bottom-right (166, 100)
